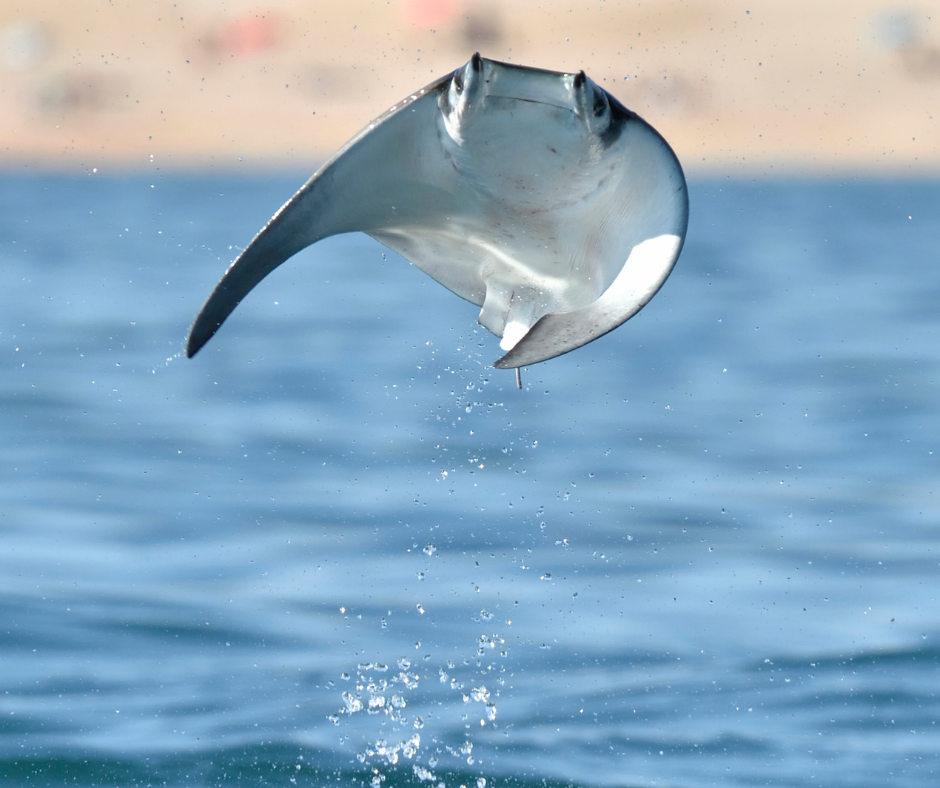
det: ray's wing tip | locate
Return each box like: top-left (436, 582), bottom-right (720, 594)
top-left (493, 344), bottom-right (542, 370)
top-left (493, 318), bottom-right (558, 369)
top-left (184, 332), bottom-right (201, 359)
top-left (185, 320), bottom-right (214, 359)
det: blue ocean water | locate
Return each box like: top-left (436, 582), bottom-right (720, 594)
top-left (1, 173), bottom-right (938, 788)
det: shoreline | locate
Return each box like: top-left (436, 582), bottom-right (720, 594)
top-left (2, 0), bottom-right (938, 175)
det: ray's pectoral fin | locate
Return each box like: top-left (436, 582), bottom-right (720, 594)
top-left (185, 79), bottom-right (448, 359)
top-left (186, 194), bottom-right (327, 358)
top-left (493, 234), bottom-right (685, 369)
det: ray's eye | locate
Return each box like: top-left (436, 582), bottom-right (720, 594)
top-left (453, 73), bottom-right (464, 94)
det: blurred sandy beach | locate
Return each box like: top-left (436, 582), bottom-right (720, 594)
top-left (1, 0), bottom-right (938, 174)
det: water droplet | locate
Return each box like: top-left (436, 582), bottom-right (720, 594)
top-left (342, 692), bottom-right (363, 713)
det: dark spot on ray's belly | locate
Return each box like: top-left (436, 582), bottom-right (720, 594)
top-left (548, 147), bottom-right (558, 154)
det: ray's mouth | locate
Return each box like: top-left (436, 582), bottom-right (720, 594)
top-left (476, 58), bottom-right (585, 111)
top-left (485, 93), bottom-right (574, 111)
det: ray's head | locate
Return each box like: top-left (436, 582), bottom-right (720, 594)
top-left (437, 54), bottom-right (624, 209)
top-left (441, 54), bottom-right (615, 145)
